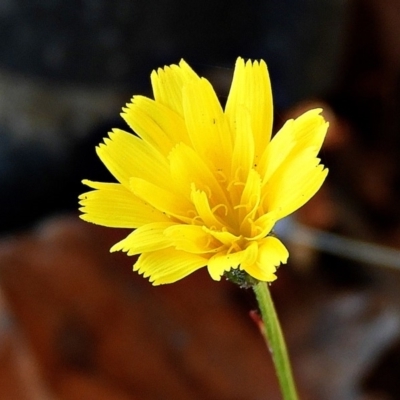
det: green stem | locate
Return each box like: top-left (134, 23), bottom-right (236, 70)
top-left (253, 281), bottom-right (299, 400)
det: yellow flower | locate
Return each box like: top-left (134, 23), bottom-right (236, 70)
top-left (79, 58), bottom-right (328, 285)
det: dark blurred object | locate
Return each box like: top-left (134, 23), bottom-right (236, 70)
top-left (1, 216), bottom-right (400, 399)
top-left (362, 338), bottom-right (400, 400)
top-left (0, 216), bottom-right (282, 400)
top-left (324, 0), bottom-right (400, 236)
top-left (0, 119), bottom-right (121, 234)
top-left (260, 0), bottom-right (346, 110)
top-left (0, 0), bottom-right (261, 87)
top-left (329, 0), bottom-right (400, 150)
top-left (0, 0), bottom-right (346, 234)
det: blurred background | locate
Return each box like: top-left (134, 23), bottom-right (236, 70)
top-left (1, 0), bottom-right (400, 399)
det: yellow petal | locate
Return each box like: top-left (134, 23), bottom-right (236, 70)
top-left (130, 177), bottom-right (193, 224)
top-left (169, 143), bottom-right (232, 211)
top-left (164, 224), bottom-right (222, 254)
top-left (276, 165), bottom-right (328, 219)
top-left (291, 109), bottom-right (328, 154)
top-left (122, 96), bottom-right (189, 157)
top-left (259, 119), bottom-right (295, 184)
top-left (206, 251), bottom-right (239, 281)
top-left (244, 236), bottom-right (288, 282)
top-left (260, 236), bottom-right (289, 263)
top-left (244, 263), bottom-right (277, 282)
top-left (260, 109), bottom-right (328, 184)
top-left (207, 242), bottom-right (258, 281)
top-left (225, 58), bottom-right (273, 159)
top-left (150, 60), bottom-right (200, 117)
top-left (263, 150), bottom-right (328, 219)
top-left (134, 249), bottom-right (207, 285)
top-left (237, 169), bottom-right (262, 235)
top-left (251, 212), bottom-right (277, 240)
top-left (190, 188), bottom-right (225, 230)
top-left (110, 222), bottom-right (176, 255)
top-left (230, 104), bottom-right (254, 180)
top-left (96, 129), bottom-right (170, 189)
top-left (79, 180), bottom-right (170, 228)
top-left (228, 104), bottom-right (255, 207)
top-left (202, 227), bottom-right (240, 247)
top-left (182, 77), bottom-right (233, 171)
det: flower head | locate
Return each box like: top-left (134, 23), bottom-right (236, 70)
top-left (79, 58), bottom-right (328, 285)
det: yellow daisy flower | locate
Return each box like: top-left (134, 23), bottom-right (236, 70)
top-left (79, 57), bottom-right (328, 286)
